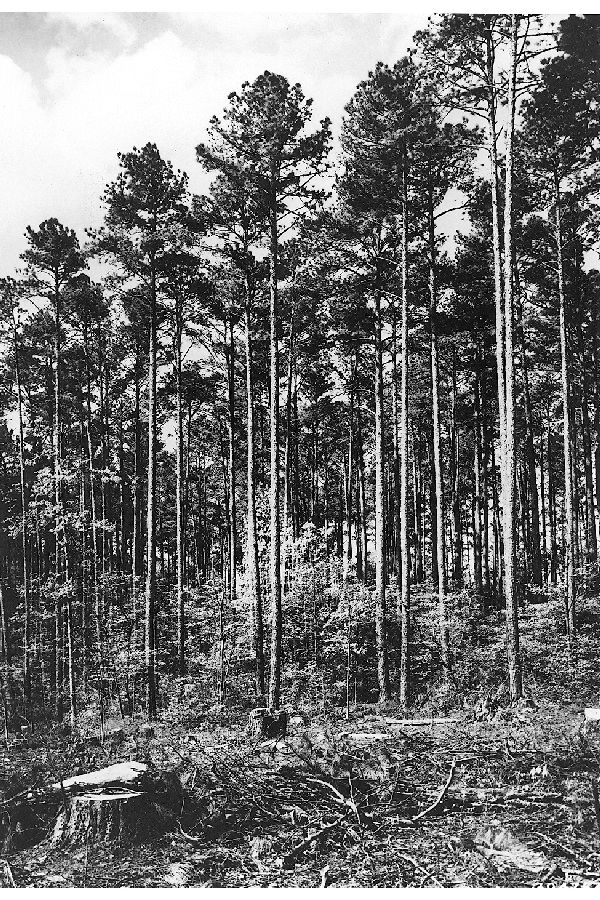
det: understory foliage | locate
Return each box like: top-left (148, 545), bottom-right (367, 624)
top-left (0, 13), bottom-right (599, 734)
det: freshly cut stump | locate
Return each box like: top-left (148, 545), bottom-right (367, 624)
top-left (52, 790), bottom-right (173, 846)
top-left (50, 761), bottom-right (181, 847)
top-left (248, 708), bottom-right (288, 739)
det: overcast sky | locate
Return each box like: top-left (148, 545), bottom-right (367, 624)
top-left (0, 11), bottom-right (433, 277)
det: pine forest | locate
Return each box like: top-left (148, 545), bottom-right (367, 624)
top-left (1, 12), bottom-right (600, 888)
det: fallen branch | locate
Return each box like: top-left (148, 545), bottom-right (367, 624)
top-left (412, 758), bottom-right (457, 822)
top-left (397, 852), bottom-right (444, 887)
top-left (532, 831), bottom-right (586, 866)
top-left (1, 859), bottom-right (15, 888)
top-left (178, 824), bottom-right (203, 845)
top-left (305, 775), bottom-right (365, 824)
top-left (383, 717), bottom-right (458, 727)
top-left (281, 813), bottom-right (347, 868)
top-left (564, 870), bottom-right (600, 879)
top-left (591, 780), bottom-right (600, 838)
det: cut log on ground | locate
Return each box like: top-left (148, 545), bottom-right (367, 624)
top-left (50, 761), bottom-right (182, 848)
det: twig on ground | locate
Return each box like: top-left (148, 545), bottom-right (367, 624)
top-left (281, 813), bottom-right (347, 868)
top-left (305, 775), bottom-right (362, 823)
top-left (383, 717), bottom-right (457, 727)
top-left (1, 858), bottom-right (16, 888)
top-left (532, 830), bottom-right (586, 865)
top-left (397, 852), bottom-right (444, 887)
top-left (178, 824), bottom-right (203, 844)
top-left (564, 870), bottom-right (600, 879)
top-left (591, 779), bottom-right (600, 838)
top-left (412, 758), bottom-right (457, 822)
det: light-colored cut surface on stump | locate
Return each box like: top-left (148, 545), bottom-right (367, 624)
top-left (50, 762), bottom-right (180, 848)
top-left (51, 761), bottom-right (149, 795)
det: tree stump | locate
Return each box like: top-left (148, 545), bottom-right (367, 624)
top-left (51, 790), bottom-right (174, 847)
top-left (50, 761), bottom-right (181, 848)
top-left (248, 708), bottom-right (288, 739)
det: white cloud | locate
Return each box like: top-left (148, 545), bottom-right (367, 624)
top-left (46, 12), bottom-right (137, 48)
top-left (0, 13), bottom-right (426, 277)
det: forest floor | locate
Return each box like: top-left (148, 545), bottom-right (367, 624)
top-left (2, 588), bottom-right (600, 889)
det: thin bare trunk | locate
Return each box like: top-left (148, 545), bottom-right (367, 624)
top-left (399, 156), bottom-right (410, 706)
top-left (268, 191), bottom-right (282, 710)
top-left (244, 284), bottom-right (265, 698)
top-left (502, 14), bottom-right (522, 699)
top-left (428, 180), bottom-right (449, 678)
top-left (145, 259), bottom-right (158, 720)
top-left (555, 176), bottom-right (576, 635)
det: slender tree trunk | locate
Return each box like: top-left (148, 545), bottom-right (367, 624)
top-left (474, 355), bottom-right (483, 596)
top-left (483, 422), bottom-right (491, 595)
top-left (540, 420), bottom-right (549, 585)
top-left (342, 356), bottom-right (357, 598)
top-left (268, 188), bottom-right (282, 710)
top-left (226, 315), bottom-right (237, 625)
top-left (392, 306), bottom-right (401, 587)
top-left (593, 304), bottom-right (600, 550)
top-left (375, 267), bottom-right (391, 702)
top-left (515, 285), bottom-right (542, 587)
top-left (579, 323), bottom-right (597, 563)
top-left (14, 318), bottom-right (31, 710)
top-left (244, 283), bottom-right (265, 698)
top-left (357, 419), bottom-right (368, 582)
top-left (83, 326), bottom-right (104, 709)
top-left (428, 181), bottom-right (449, 677)
top-left (145, 260), bottom-right (158, 720)
top-left (66, 592), bottom-right (76, 730)
top-left (175, 311), bottom-right (186, 676)
top-left (485, 19), bottom-right (507, 464)
top-left (413, 442), bottom-right (424, 583)
top-left (555, 175), bottom-right (576, 635)
top-left (399, 156), bottom-right (411, 707)
top-left (502, 15), bottom-right (522, 700)
top-left (282, 300), bottom-right (295, 592)
top-left (451, 352), bottom-right (462, 587)
top-left (53, 273), bottom-right (64, 720)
